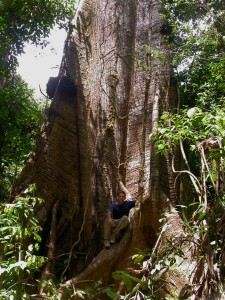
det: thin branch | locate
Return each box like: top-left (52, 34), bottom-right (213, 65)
top-left (38, 84), bottom-right (48, 99)
top-left (198, 144), bottom-right (216, 191)
top-left (119, 180), bottom-right (132, 199)
top-left (171, 145), bottom-right (202, 200)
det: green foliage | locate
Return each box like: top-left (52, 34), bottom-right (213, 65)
top-left (0, 76), bottom-right (44, 199)
top-left (130, 45), bottom-right (167, 75)
top-left (154, 109), bottom-right (225, 298)
top-left (155, 107), bottom-right (225, 155)
top-left (0, 0), bottom-right (76, 199)
top-left (113, 271), bottom-right (145, 292)
top-left (111, 239), bottom-right (181, 299)
top-left (108, 204), bottom-right (222, 299)
top-left (160, 0), bottom-right (225, 107)
top-left (0, 185), bottom-right (46, 299)
top-left (151, 1), bottom-right (225, 298)
top-left (38, 279), bottom-right (62, 300)
top-left (61, 281), bottom-right (120, 300)
top-left (0, 0), bottom-right (75, 77)
top-left (156, 0), bottom-right (225, 186)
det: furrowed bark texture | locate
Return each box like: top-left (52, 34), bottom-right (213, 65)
top-left (13, 0), bottom-right (190, 296)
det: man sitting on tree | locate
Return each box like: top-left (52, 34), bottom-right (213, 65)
top-left (104, 190), bottom-right (136, 248)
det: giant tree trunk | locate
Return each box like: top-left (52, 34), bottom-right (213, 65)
top-left (13, 0), bottom-right (190, 297)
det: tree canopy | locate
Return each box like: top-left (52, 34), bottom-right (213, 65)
top-left (0, 76), bottom-right (44, 199)
top-left (0, 0), bottom-right (75, 78)
top-left (0, 0), bottom-right (76, 199)
top-left (157, 0), bottom-right (225, 177)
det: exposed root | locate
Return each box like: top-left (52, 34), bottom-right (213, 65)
top-left (58, 226), bottom-right (132, 298)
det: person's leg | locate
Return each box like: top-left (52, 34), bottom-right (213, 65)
top-left (104, 217), bottom-right (115, 248)
top-left (110, 216), bottom-right (129, 243)
top-left (115, 215), bottom-right (129, 234)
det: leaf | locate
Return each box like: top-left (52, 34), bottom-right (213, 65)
top-left (34, 233), bottom-right (42, 242)
top-left (132, 253), bottom-right (145, 264)
top-left (121, 273), bottom-right (132, 291)
top-left (103, 288), bottom-right (120, 299)
top-left (5, 251), bottom-right (14, 256)
top-left (113, 271), bottom-right (142, 291)
top-left (9, 260), bottom-right (27, 270)
top-left (170, 263), bottom-right (178, 270)
top-left (112, 271), bottom-right (122, 280)
top-left (189, 202), bottom-right (199, 207)
top-left (28, 244), bottom-right (34, 252)
top-left (0, 267), bottom-right (7, 275)
top-left (198, 211), bottom-right (206, 221)
top-left (176, 205), bottom-right (187, 209)
top-left (187, 107), bottom-right (197, 118)
top-left (75, 291), bottom-right (85, 298)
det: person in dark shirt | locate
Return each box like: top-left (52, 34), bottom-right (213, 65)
top-left (104, 190), bottom-right (136, 248)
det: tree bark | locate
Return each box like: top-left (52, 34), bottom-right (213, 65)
top-left (12, 0), bottom-right (192, 297)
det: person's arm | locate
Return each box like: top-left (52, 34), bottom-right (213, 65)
top-left (126, 195), bottom-right (136, 201)
top-left (106, 209), bottom-right (115, 227)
